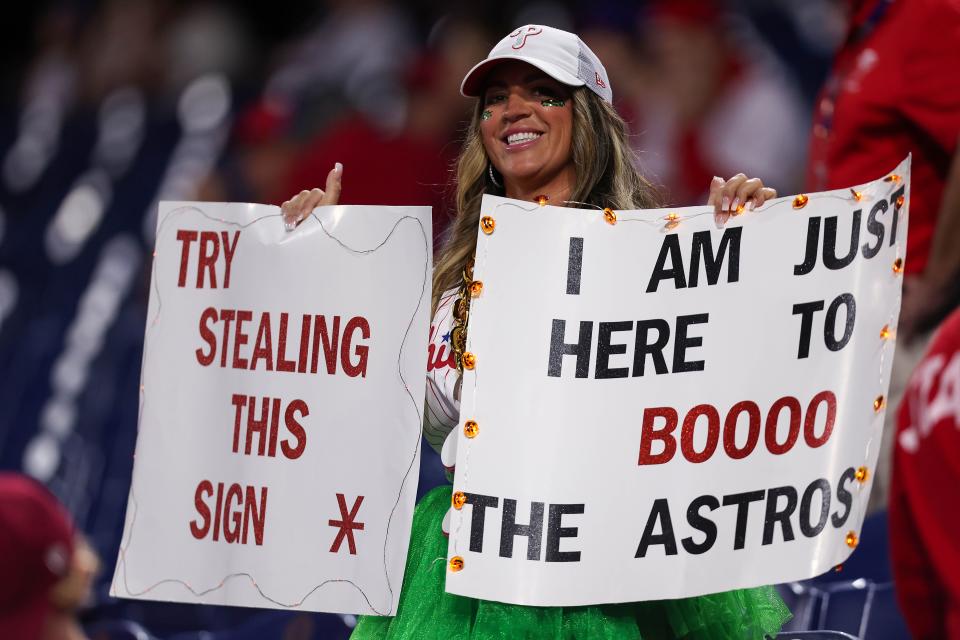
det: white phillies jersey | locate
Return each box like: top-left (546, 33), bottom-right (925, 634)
top-left (424, 289), bottom-right (460, 454)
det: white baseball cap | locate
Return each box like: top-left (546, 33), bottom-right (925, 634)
top-left (460, 25), bottom-right (613, 104)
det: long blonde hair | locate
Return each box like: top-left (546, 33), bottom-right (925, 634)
top-left (432, 88), bottom-right (660, 309)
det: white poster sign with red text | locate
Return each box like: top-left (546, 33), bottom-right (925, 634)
top-left (445, 158), bottom-right (910, 606)
top-left (111, 202), bottom-right (431, 615)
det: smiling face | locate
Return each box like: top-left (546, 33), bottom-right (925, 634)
top-left (480, 61), bottom-right (576, 199)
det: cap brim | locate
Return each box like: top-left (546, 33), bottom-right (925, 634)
top-left (460, 56), bottom-right (584, 98)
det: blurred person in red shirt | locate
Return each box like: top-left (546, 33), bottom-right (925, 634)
top-left (807, 0), bottom-right (960, 328)
top-left (630, 0), bottom-right (808, 205)
top-left (891, 305), bottom-right (960, 638)
top-left (0, 473), bottom-right (100, 640)
top-left (284, 26), bottom-right (485, 247)
top-left (806, 0), bottom-right (960, 510)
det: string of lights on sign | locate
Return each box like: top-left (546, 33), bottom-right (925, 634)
top-left (447, 175), bottom-right (907, 574)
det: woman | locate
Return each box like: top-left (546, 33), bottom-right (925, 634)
top-left (282, 24), bottom-right (789, 640)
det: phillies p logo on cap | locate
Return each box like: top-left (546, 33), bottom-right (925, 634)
top-left (511, 26), bottom-right (543, 49)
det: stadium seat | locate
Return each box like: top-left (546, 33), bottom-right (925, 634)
top-left (774, 632), bottom-right (859, 640)
top-left (86, 619), bottom-right (159, 640)
top-left (817, 580), bottom-right (871, 634)
top-left (813, 579), bottom-right (910, 640)
top-left (165, 610), bottom-right (353, 640)
top-left (859, 582), bottom-right (912, 640)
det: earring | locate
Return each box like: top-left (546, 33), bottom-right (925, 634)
top-left (488, 164), bottom-right (502, 189)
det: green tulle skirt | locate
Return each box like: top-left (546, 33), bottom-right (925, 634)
top-left (352, 485), bottom-right (791, 639)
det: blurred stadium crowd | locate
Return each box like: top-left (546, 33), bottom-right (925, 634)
top-left (0, 0), bottom-right (955, 638)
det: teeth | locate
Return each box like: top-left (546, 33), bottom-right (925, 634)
top-left (507, 132), bottom-right (542, 145)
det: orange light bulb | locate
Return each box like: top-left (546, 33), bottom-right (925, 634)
top-left (463, 420), bottom-right (479, 438)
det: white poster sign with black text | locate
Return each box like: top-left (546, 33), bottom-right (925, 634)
top-left (446, 158), bottom-right (910, 606)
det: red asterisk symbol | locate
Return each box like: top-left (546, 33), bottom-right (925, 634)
top-left (329, 494), bottom-right (365, 554)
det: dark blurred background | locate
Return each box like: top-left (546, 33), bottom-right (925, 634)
top-left (0, 1), bottom-right (925, 638)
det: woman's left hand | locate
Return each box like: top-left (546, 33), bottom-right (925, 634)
top-left (707, 174), bottom-right (777, 227)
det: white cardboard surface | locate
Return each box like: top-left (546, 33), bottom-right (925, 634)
top-left (111, 202), bottom-right (431, 615)
top-left (446, 158), bottom-right (910, 606)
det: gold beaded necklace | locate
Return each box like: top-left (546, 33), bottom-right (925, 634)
top-left (450, 258), bottom-right (474, 374)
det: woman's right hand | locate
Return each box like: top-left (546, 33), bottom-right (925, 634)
top-left (280, 162), bottom-right (343, 231)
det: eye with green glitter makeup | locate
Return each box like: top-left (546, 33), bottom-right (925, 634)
top-left (481, 110), bottom-right (492, 120)
top-left (533, 83), bottom-right (567, 107)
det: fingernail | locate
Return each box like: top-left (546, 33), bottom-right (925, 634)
top-left (731, 198), bottom-right (740, 212)
top-left (714, 212), bottom-right (728, 229)
top-left (722, 196), bottom-right (730, 211)
top-left (284, 218), bottom-right (296, 232)
top-left (334, 162), bottom-right (343, 174)
top-left (746, 201), bottom-right (755, 212)
top-left (712, 175), bottom-right (723, 184)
